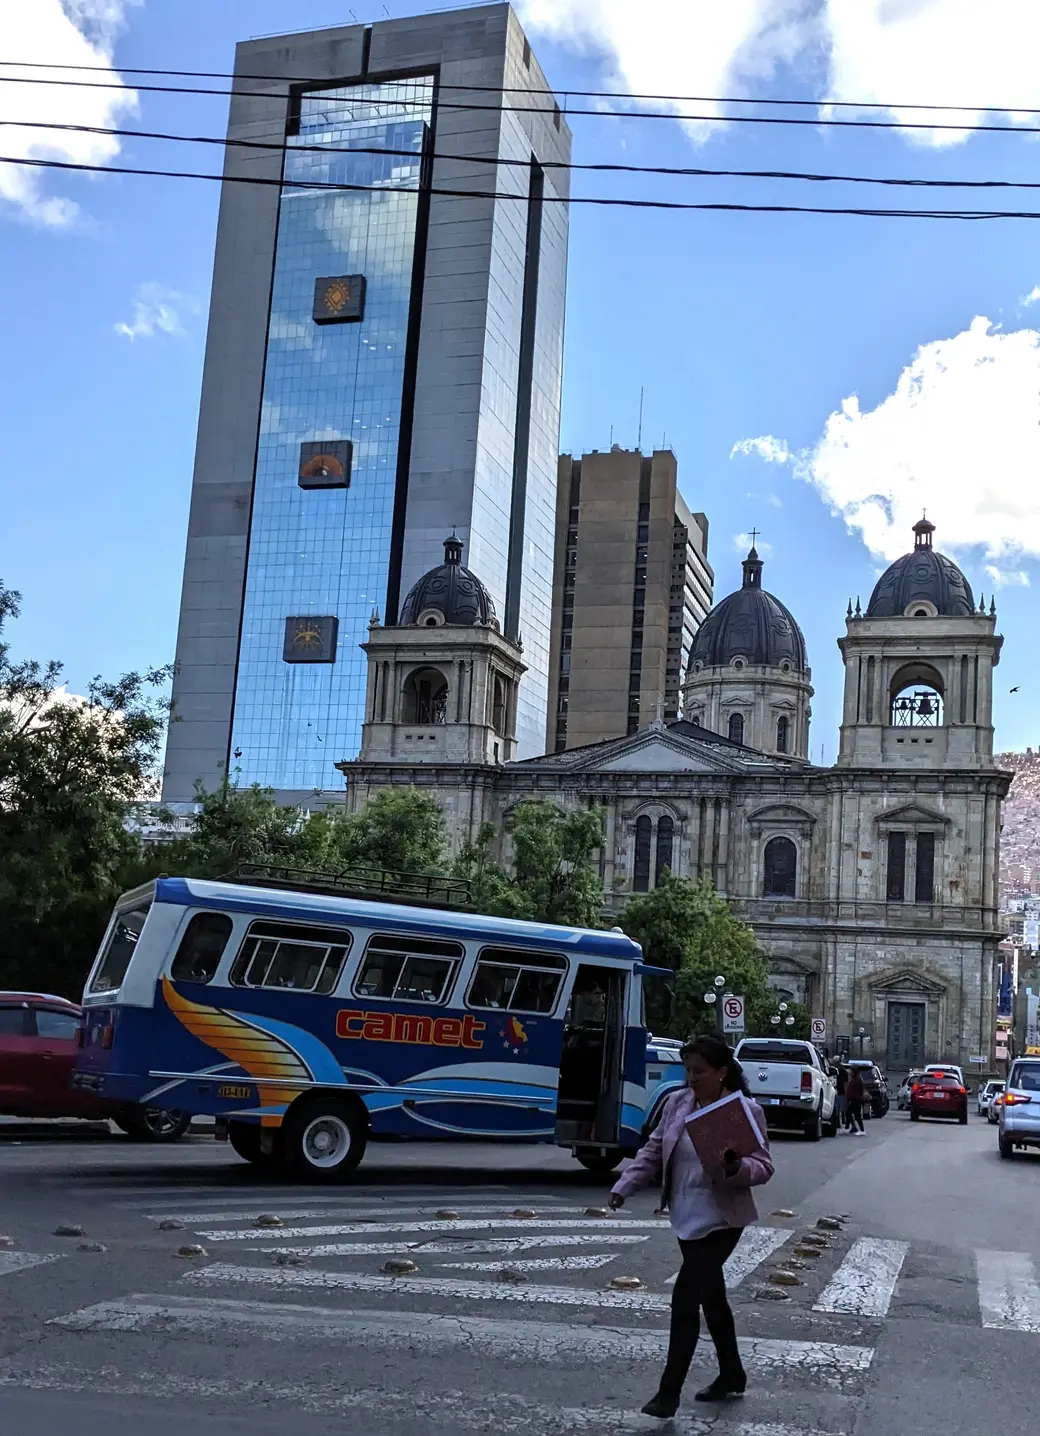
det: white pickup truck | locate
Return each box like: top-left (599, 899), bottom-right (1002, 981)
top-left (734, 1037), bottom-right (838, 1141)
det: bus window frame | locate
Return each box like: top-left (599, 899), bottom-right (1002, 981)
top-left (465, 946), bottom-right (570, 1017)
top-left (352, 931), bottom-right (465, 1007)
top-left (227, 918), bottom-right (354, 996)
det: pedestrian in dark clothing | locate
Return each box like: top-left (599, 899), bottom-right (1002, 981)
top-left (609, 1035), bottom-right (774, 1419)
top-left (845, 1069), bottom-right (866, 1134)
top-left (834, 1063), bottom-right (848, 1130)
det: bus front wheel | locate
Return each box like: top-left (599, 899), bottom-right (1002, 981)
top-left (283, 1096), bottom-right (368, 1182)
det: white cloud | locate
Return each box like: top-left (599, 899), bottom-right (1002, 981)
top-left (519, 0), bottom-right (1040, 148)
top-left (986, 565), bottom-right (1030, 589)
top-left (0, 0), bottom-right (139, 226)
top-left (1021, 286), bottom-right (1040, 308)
top-left (732, 435), bottom-right (793, 464)
top-left (734, 531), bottom-right (773, 557)
top-left (734, 315), bottom-right (1040, 566)
top-left (114, 282), bottom-right (194, 341)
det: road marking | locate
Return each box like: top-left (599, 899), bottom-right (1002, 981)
top-left (197, 1218), bottom-right (665, 1242)
top-left (0, 1253), bottom-right (61, 1278)
top-left (436, 1254), bottom-right (618, 1272)
top-left (51, 1293), bottom-right (874, 1372)
top-left (666, 1225), bottom-right (793, 1289)
top-left (0, 1362), bottom-right (844, 1433)
top-left (977, 1249), bottom-right (1040, 1332)
top-left (183, 1263), bottom-right (673, 1311)
top-left (813, 1238), bottom-right (909, 1318)
top-left (246, 1234), bottom-right (651, 1258)
top-left (151, 1203), bottom-right (585, 1225)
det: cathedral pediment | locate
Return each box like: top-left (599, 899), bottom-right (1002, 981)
top-left (869, 967), bottom-right (948, 998)
top-left (585, 735), bottom-right (741, 773)
top-left (874, 802), bottom-right (950, 830)
top-left (746, 802), bottom-right (817, 836)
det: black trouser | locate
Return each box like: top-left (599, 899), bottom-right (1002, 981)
top-left (846, 1098), bottom-right (865, 1132)
top-left (658, 1227), bottom-right (744, 1399)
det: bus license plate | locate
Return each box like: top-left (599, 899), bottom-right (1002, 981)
top-left (218, 1084), bottom-right (253, 1100)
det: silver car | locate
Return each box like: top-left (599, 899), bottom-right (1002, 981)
top-left (998, 1060), bottom-right (1040, 1158)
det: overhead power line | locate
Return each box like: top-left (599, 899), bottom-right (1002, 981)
top-left (1, 68), bottom-right (1040, 137)
top-left (9, 151), bottom-right (1040, 220)
top-left (3, 57), bottom-right (1040, 121)
top-left (6, 117), bottom-right (1040, 193)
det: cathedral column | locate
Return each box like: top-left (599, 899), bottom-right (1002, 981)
top-left (716, 800), bottom-right (730, 894)
top-left (603, 802), bottom-right (617, 892)
top-left (689, 796), bottom-right (702, 878)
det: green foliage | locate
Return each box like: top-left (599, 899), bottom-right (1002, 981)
top-left (454, 801), bottom-right (605, 927)
top-left (621, 874), bottom-right (782, 1039)
top-left (329, 787), bottom-right (448, 876)
top-left (0, 581), bottom-right (169, 996)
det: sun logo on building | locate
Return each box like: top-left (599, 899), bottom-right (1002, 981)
top-left (291, 621), bottom-right (324, 655)
top-left (501, 1016), bottom-right (528, 1053)
top-left (323, 279), bottom-right (351, 313)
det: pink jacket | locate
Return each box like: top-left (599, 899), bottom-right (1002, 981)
top-left (611, 1087), bottom-right (773, 1226)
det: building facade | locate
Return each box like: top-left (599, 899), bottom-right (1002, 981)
top-left (546, 448), bottom-right (713, 752)
top-left (340, 520), bottom-right (1011, 1073)
top-left (162, 4), bottom-right (570, 805)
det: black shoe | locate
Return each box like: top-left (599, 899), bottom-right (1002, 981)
top-left (694, 1373), bottom-right (747, 1402)
top-left (640, 1391), bottom-right (680, 1418)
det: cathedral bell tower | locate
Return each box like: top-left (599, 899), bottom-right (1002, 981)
top-left (354, 537), bottom-right (526, 767)
top-left (838, 519), bottom-right (1003, 770)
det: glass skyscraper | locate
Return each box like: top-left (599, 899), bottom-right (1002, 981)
top-left (163, 6), bottom-right (570, 802)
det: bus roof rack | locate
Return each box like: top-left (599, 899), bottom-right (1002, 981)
top-left (220, 862), bottom-right (474, 912)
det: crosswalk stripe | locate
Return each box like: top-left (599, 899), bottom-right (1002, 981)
top-left (0, 1363), bottom-right (845, 1434)
top-left (666, 1225), bottom-right (792, 1288)
top-left (813, 1238), bottom-right (909, 1318)
top-left (977, 1249), bottom-right (1040, 1332)
top-left (246, 1234), bottom-right (651, 1258)
top-left (0, 1253), bottom-right (61, 1278)
top-left (183, 1262), bottom-right (673, 1310)
top-left (436, 1255), bottom-right (618, 1271)
top-left (198, 1217), bottom-right (664, 1242)
top-left (113, 1184), bottom-right (516, 1208)
top-left (51, 1293), bottom-right (875, 1372)
top-left (153, 1202), bottom-right (585, 1225)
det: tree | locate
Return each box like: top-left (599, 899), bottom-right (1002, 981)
top-left (455, 801), bottom-right (604, 927)
top-left (0, 581), bottom-right (169, 996)
top-left (329, 787), bottom-right (448, 876)
top-left (621, 874), bottom-right (782, 1038)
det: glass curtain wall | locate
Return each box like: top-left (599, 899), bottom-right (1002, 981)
top-left (230, 78), bottom-right (433, 790)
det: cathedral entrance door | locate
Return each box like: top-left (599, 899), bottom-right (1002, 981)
top-left (887, 1001), bottom-right (926, 1070)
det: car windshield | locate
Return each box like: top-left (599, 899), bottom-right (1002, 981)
top-left (1011, 1067), bottom-right (1040, 1093)
top-left (739, 1042), bottom-right (812, 1064)
top-left (920, 1073), bottom-right (960, 1087)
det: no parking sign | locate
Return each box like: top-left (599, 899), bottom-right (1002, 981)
top-left (722, 995), bottom-right (745, 1033)
top-left (811, 1017), bottom-right (827, 1044)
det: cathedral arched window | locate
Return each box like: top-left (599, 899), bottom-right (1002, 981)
top-left (633, 816), bottom-right (653, 892)
top-left (763, 835), bottom-right (797, 898)
top-left (728, 712), bottom-right (744, 745)
top-left (776, 715), bottom-right (789, 753)
top-left (492, 674), bottom-right (508, 736)
top-left (403, 667), bottom-right (448, 724)
top-left (889, 663), bottom-right (944, 728)
top-left (655, 815), bottom-right (674, 886)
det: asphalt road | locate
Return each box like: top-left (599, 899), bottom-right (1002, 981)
top-left (0, 1110), bottom-right (1035, 1436)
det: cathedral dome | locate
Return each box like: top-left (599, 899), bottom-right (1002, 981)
top-left (399, 536), bottom-right (498, 628)
top-left (689, 548), bottom-right (808, 673)
top-left (866, 518), bottom-right (974, 618)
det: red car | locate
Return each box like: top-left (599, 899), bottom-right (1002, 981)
top-left (909, 1070), bottom-right (968, 1124)
top-left (0, 991), bottom-right (189, 1141)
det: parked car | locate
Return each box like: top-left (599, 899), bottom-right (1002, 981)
top-left (846, 1060), bottom-right (889, 1117)
top-left (998, 1058), bottom-right (1040, 1159)
top-left (734, 1037), bottom-right (839, 1140)
top-left (909, 1070), bottom-right (968, 1124)
top-left (896, 1072), bottom-right (923, 1111)
top-left (978, 1080), bottom-right (1004, 1118)
top-left (989, 1091), bottom-right (1005, 1125)
top-left (924, 1063), bottom-right (965, 1086)
top-left (0, 992), bottom-right (190, 1141)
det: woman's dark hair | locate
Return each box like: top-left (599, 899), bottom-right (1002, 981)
top-left (680, 1035), bottom-right (750, 1096)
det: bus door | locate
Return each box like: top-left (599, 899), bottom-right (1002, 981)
top-left (555, 963), bottom-right (626, 1146)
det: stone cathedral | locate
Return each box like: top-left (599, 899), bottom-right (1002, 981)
top-left (339, 520), bottom-right (1010, 1072)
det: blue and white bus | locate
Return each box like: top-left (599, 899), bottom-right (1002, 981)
top-left (74, 876), bottom-right (684, 1180)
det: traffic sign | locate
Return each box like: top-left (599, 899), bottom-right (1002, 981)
top-left (722, 995), bottom-right (745, 1033)
top-left (810, 1017), bottom-right (827, 1043)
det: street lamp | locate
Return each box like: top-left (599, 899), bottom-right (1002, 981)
top-left (705, 977), bottom-right (727, 1038)
top-left (785, 1015), bottom-right (796, 1028)
top-left (770, 1013), bottom-right (781, 1028)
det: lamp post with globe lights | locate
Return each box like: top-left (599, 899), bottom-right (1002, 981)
top-left (704, 974), bottom-right (728, 1038)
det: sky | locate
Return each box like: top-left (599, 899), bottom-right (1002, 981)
top-left (3, 0), bottom-right (1040, 763)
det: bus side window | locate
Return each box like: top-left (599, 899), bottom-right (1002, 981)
top-left (354, 934), bottom-right (462, 1004)
top-left (467, 949), bottom-right (568, 1015)
top-left (170, 913), bottom-right (234, 984)
top-left (228, 922), bottom-right (352, 994)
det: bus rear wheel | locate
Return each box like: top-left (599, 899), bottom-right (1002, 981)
top-left (227, 1121), bottom-right (281, 1167)
top-left (283, 1096), bottom-right (368, 1182)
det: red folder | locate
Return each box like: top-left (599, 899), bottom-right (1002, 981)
top-left (684, 1091), bottom-right (765, 1171)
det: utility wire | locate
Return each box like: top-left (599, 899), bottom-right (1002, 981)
top-left (2, 69), bottom-right (1040, 136)
top-left (9, 151), bottom-right (1040, 219)
top-left (5, 116), bottom-right (1040, 192)
top-left (3, 56), bottom-right (1040, 121)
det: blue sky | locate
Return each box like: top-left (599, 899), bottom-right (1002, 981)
top-left (3, 0), bottom-right (1040, 763)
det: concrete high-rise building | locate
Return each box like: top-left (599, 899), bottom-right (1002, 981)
top-left (546, 448), bottom-right (713, 752)
top-left (162, 5), bottom-right (570, 803)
